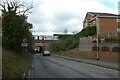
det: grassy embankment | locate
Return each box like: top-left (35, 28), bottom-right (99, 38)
top-left (2, 49), bottom-right (31, 79)
top-left (53, 48), bottom-right (94, 59)
top-left (51, 26), bottom-right (96, 52)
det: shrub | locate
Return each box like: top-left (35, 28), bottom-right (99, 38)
top-left (105, 38), bottom-right (120, 43)
top-left (68, 41), bottom-right (79, 49)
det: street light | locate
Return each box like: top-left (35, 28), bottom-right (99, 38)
top-left (96, 15), bottom-right (99, 60)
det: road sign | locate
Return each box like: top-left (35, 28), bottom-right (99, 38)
top-left (22, 38), bottom-right (27, 43)
top-left (21, 43), bottom-right (28, 47)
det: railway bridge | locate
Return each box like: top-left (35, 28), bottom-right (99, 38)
top-left (33, 35), bottom-right (58, 53)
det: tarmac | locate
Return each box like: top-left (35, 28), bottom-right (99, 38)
top-left (53, 54), bottom-right (120, 71)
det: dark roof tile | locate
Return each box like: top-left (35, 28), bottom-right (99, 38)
top-left (88, 12), bottom-right (118, 17)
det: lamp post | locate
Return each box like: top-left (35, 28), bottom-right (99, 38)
top-left (96, 15), bottom-right (99, 60)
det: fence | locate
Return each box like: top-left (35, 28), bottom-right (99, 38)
top-left (79, 37), bottom-right (93, 51)
top-left (99, 32), bottom-right (118, 38)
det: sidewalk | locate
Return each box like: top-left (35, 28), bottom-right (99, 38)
top-left (53, 55), bottom-right (119, 71)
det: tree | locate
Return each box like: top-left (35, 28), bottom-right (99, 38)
top-left (0, 0), bottom-right (33, 15)
top-left (0, 0), bottom-right (33, 51)
top-left (64, 28), bottom-right (68, 34)
top-left (79, 26), bottom-right (96, 37)
top-left (72, 31), bottom-right (78, 34)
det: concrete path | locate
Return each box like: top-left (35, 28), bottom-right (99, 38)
top-left (53, 55), bottom-right (119, 71)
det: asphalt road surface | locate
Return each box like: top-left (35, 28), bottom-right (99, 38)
top-left (31, 53), bottom-right (119, 78)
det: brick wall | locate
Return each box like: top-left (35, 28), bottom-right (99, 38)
top-left (99, 18), bottom-right (117, 33)
top-left (92, 46), bottom-right (120, 61)
top-left (92, 51), bottom-right (119, 62)
top-left (33, 40), bottom-right (53, 51)
top-left (63, 48), bottom-right (119, 62)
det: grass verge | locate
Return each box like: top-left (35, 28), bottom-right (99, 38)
top-left (2, 48), bottom-right (31, 79)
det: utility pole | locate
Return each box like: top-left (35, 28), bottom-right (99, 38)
top-left (96, 15), bottom-right (99, 60)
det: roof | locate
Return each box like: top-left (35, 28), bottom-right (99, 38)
top-left (83, 12), bottom-right (119, 22)
top-left (88, 12), bottom-right (120, 18)
top-left (88, 12), bottom-right (118, 17)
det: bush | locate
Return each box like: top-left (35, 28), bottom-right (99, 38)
top-left (51, 39), bottom-right (79, 52)
top-left (68, 41), bottom-right (79, 49)
top-left (105, 38), bottom-right (120, 43)
top-left (51, 40), bottom-right (65, 52)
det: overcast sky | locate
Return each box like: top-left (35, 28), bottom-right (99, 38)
top-left (1, 0), bottom-right (119, 35)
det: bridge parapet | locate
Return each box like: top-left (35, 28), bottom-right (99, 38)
top-left (33, 35), bottom-right (58, 40)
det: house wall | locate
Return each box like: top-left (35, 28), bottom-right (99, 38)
top-left (98, 18), bottom-right (117, 33)
top-left (89, 20), bottom-right (96, 27)
top-left (83, 13), bottom-right (118, 38)
top-left (83, 13), bottom-right (118, 33)
top-left (118, 22), bottom-right (120, 28)
top-left (83, 13), bottom-right (95, 28)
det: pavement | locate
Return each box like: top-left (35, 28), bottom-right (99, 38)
top-left (53, 54), bottom-right (119, 71)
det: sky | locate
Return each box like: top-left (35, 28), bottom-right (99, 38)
top-left (0, 0), bottom-right (120, 35)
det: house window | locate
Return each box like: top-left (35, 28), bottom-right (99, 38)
top-left (116, 19), bottom-right (120, 22)
top-left (93, 20), bottom-right (96, 24)
top-left (117, 28), bottom-right (120, 32)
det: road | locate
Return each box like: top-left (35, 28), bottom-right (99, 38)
top-left (31, 53), bottom-right (119, 78)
